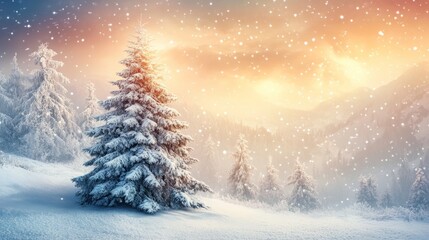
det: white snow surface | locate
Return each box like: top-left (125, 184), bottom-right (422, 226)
top-left (1, 155), bottom-right (429, 240)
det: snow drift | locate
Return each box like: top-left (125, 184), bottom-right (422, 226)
top-left (1, 155), bottom-right (428, 240)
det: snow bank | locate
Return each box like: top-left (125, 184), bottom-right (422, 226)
top-left (1, 155), bottom-right (429, 240)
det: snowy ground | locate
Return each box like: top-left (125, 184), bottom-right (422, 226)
top-left (1, 155), bottom-right (429, 240)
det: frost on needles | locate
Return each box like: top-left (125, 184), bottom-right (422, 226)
top-left (73, 27), bottom-right (211, 214)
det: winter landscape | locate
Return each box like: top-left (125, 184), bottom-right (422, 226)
top-left (1, 0), bottom-right (429, 239)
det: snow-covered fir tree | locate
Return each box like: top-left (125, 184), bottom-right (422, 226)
top-left (0, 54), bottom-right (27, 146)
top-left (17, 44), bottom-right (81, 162)
top-left (380, 191), bottom-right (393, 208)
top-left (391, 163), bottom-right (414, 206)
top-left (6, 54), bottom-right (27, 101)
top-left (0, 55), bottom-right (18, 116)
top-left (407, 168), bottom-right (429, 211)
top-left (356, 176), bottom-right (378, 208)
top-left (287, 162), bottom-right (320, 212)
top-left (80, 82), bottom-right (101, 131)
top-left (79, 82), bottom-right (102, 150)
top-left (228, 134), bottom-right (256, 200)
top-left (259, 158), bottom-right (282, 205)
top-left (0, 72), bottom-right (13, 144)
top-left (199, 135), bottom-right (217, 187)
top-left (73, 27), bottom-right (211, 214)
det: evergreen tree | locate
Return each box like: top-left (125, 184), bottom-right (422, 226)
top-left (73, 27), bottom-right (211, 214)
top-left (380, 191), bottom-right (393, 208)
top-left (391, 163), bottom-right (414, 206)
top-left (228, 134), bottom-right (256, 200)
top-left (407, 168), bottom-right (429, 211)
top-left (199, 135), bottom-right (217, 187)
top-left (0, 72), bottom-right (13, 144)
top-left (0, 67), bottom-right (13, 117)
top-left (356, 176), bottom-right (378, 208)
top-left (80, 82), bottom-right (102, 150)
top-left (80, 82), bottom-right (101, 131)
top-left (0, 54), bottom-right (27, 146)
top-left (6, 53), bottom-right (27, 101)
top-left (17, 44), bottom-right (81, 161)
top-left (287, 162), bottom-right (320, 212)
top-left (259, 158), bottom-right (282, 205)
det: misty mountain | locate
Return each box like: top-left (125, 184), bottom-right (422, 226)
top-left (314, 63), bottom-right (429, 173)
top-left (175, 63), bottom-right (429, 203)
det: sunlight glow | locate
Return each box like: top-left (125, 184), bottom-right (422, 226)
top-left (255, 80), bottom-right (282, 98)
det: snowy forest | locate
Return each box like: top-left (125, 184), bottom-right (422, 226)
top-left (2, 32), bottom-right (427, 214)
top-left (1, 0), bottom-right (429, 239)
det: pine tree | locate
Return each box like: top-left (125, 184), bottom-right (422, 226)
top-left (17, 44), bottom-right (81, 161)
top-left (287, 162), bottom-right (320, 212)
top-left (356, 176), bottom-right (378, 208)
top-left (259, 158), bottom-right (283, 205)
top-left (0, 54), bottom-right (27, 146)
top-left (73, 27), bottom-right (211, 214)
top-left (80, 82), bottom-right (101, 131)
top-left (380, 191), bottom-right (393, 208)
top-left (391, 163), bottom-right (414, 206)
top-left (0, 54), bottom-right (26, 113)
top-left (407, 168), bottom-right (429, 211)
top-left (6, 53), bottom-right (27, 101)
top-left (228, 134), bottom-right (256, 200)
top-left (0, 72), bottom-right (13, 144)
top-left (199, 135), bottom-right (217, 187)
top-left (80, 82), bottom-right (102, 150)
top-left (0, 69), bottom-right (13, 117)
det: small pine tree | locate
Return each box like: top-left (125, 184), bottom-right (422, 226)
top-left (80, 82), bottom-right (101, 131)
top-left (0, 72), bottom-right (13, 143)
top-left (0, 72), bottom-right (13, 117)
top-left (228, 134), bottom-right (256, 200)
top-left (391, 162), bottom-right (414, 206)
top-left (0, 54), bottom-right (26, 112)
top-left (259, 158), bottom-right (282, 205)
top-left (6, 53), bottom-right (27, 100)
top-left (73, 27), bottom-right (211, 214)
top-left (200, 135), bottom-right (217, 187)
top-left (407, 168), bottom-right (429, 212)
top-left (0, 54), bottom-right (27, 147)
top-left (80, 82), bottom-right (102, 150)
top-left (356, 176), bottom-right (378, 208)
top-left (287, 162), bottom-right (320, 212)
top-left (380, 191), bottom-right (393, 208)
top-left (17, 44), bottom-right (81, 161)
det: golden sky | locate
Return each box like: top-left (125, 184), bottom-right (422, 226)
top-left (1, 0), bottom-right (429, 123)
